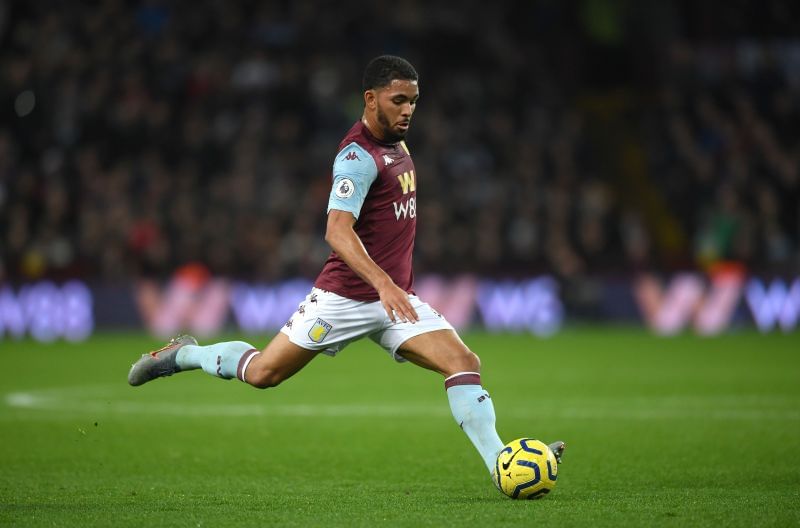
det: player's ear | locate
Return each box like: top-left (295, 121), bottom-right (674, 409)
top-left (364, 89), bottom-right (377, 110)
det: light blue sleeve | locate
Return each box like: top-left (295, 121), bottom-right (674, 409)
top-left (327, 142), bottom-right (378, 219)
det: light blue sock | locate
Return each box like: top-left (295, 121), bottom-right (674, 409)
top-left (446, 372), bottom-right (505, 472)
top-left (176, 341), bottom-right (258, 381)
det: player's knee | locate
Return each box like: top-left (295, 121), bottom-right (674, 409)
top-left (463, 350), bottom-right (481, 373)
top-left (246, 366), bottom-right (286, 390)
top-left (443, 349), bottom-right (481, 377)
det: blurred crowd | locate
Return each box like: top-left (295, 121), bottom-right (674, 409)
top-left (1, 0), bottom-right (798, 283)
top-left (642, 41), bottom-right (800, 274)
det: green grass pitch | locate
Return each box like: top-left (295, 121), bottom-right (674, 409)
top-left (1, 328), bottom-right (799, 527)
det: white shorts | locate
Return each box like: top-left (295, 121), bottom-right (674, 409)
top-left (279, 288), bottom-right (454, 361)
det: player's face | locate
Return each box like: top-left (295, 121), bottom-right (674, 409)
top-left (369, 79), bottom-right (419, 142)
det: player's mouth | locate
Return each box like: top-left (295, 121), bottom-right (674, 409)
top-left (396, 121), bottom-right (410, 131)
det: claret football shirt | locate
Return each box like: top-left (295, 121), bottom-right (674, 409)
top-left (314, 121), bottom-right (417, 302)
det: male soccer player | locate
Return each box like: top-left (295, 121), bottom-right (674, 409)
top-left (128, 55), bottom-right (564, 484)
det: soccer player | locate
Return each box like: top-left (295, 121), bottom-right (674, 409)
top-left (128, 55), bottom-right (564, 483)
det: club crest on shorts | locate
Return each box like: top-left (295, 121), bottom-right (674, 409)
top-left (308, 318), bottom-right (333, 343)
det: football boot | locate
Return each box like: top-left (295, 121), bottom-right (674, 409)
top-left (128, 335), bottom-right (197, 386)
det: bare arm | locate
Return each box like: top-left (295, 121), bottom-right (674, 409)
top-left (325, 209), bottom-right (419, 323)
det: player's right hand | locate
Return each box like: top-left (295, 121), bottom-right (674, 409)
top-left (377, 282), bottom-right (419, 324)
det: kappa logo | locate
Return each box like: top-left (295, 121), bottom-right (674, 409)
top-left (343, 151), bottom-right (360, 161)
top-left (308, 318), bottom-right (333, 343)
top-left (383, 154), bottom-right (394, 166)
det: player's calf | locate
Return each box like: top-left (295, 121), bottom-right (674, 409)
top-left (445, 371), bottom-right (504, 473)
top-left (241, 364), bottom-right (283, 389)
top-left (240, 334), bottom-right (319, 389)
top-left (242, 353), bottom-right (316, 389)
top-left (128, 337), bottom-right (260, 386)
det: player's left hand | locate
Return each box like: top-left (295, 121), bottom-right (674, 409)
top-left (377, 281), bottom-right (419, 324)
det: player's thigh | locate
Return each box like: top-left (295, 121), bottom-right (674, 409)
top-left (396, 329), bottom-right (480, 377)
top-left (245, 332), bottom-right (319, 388)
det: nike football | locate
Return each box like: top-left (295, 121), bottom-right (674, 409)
top-left (493, 438), bottom-right (558, 499)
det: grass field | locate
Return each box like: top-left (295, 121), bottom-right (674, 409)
top-left (1, 328), bottom-right (799, 527)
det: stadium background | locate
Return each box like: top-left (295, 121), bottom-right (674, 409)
top-left (1, 0), bottom-right (799, 340)
top-left (1, 2), bottom-right (799, 527)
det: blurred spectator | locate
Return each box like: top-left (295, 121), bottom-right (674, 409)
top-left (0, 1), bottom-right (798, 283)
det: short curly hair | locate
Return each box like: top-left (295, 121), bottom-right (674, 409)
top-left (362, 55), bottom-right (418, 91)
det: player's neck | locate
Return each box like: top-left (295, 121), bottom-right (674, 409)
top-left (361, 115), bottom-right (390, 143)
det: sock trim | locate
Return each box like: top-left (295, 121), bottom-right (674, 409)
top-left (237, 349), bottom-right (260, 382)
top-left (444, 371), bottom-right (481, 389)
